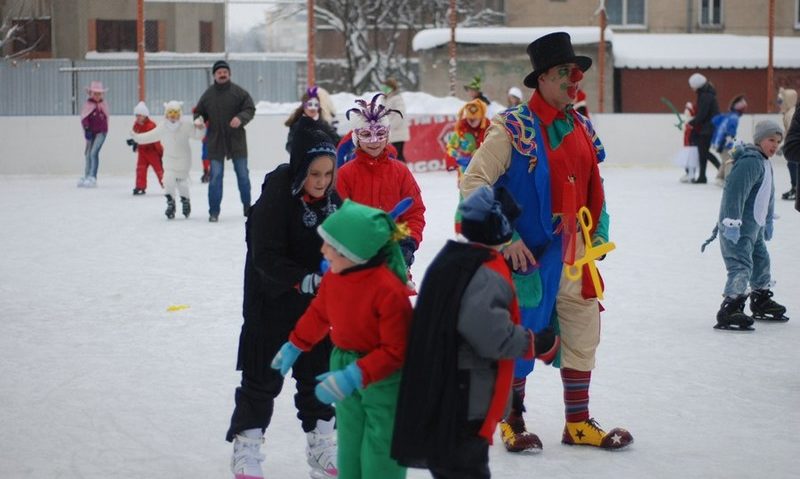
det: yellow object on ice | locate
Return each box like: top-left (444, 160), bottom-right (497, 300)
top-left (564, 207), bottom-right (616, 299)
top-left (166, 304), bottom-right (190, 312)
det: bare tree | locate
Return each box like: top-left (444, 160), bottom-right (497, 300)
top-left (310, 0), bottom-right (503, 92)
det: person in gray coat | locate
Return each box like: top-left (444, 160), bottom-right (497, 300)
top-left (194, 60), bottom-right (256, 222)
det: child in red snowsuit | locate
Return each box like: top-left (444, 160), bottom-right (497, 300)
top-left (131, 101), bottom-right (164, 195)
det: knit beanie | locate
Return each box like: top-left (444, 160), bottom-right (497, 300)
top-left (290, 128), bottom-right (337, 195)
top-left (688, 73), bottom-right (707, 90)
top-left (163, 100), bottom-right (183, 116)
top-left (753, 119), bottom-right (784, 144)
top-left (317, 199), bottom-right (408, 282)
top-left (133, 101), bottom-right (149, 117)
top-left (508, 87), bottom-right (523, 101)
top-left (212, 60), bottom-right (230, 74)
top-left (460, 186), bottom-right (521, 246)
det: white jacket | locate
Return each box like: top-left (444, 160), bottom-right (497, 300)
top-left (132, 120), bottom-right (205, 176)
top-left (384, 92), bottom-right (410, 143)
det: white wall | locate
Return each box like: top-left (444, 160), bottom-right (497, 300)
top-left (0, 115), bottom-right (291, 176)
top-left (0, 114), bottom-right (782, 175)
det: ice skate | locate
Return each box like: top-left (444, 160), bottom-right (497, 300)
top-left (165, 195), bottom-right (176, 220)
top-left (499, 412), bottom-right (542, 453)
top-left (181, 196), bottom-right (191, 218)
top-left (306, 419), bottom-right (338, 478)
top-left (84, 176), bottom-right (97, 188)
top-left (781, 187), bottom-right (796, 201)
top-left (562, 418), bottom-right (633, 450)
top-left (132, 188), bottom-right (145, 195)
top-left (749, 289), bottom-right (789, 322)
top-left (714, 295), bottom-right (754, 331)
top-left (231, 429), bottom-right (265, 479)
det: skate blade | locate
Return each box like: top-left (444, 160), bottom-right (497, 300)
top-left (752, 314), bottom-right (790, 323)
top-left (713, 323), bottom-right (755, 332)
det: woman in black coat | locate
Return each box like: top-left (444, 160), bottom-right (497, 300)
top-left (226, 128), bottom-right (341, 479)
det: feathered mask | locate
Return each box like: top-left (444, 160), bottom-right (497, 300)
top-left (346, 93), bottom-right (402, 144)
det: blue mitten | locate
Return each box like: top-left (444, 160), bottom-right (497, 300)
top-left (765, 221), bottom-right (774, 241)
top-left (271, 341), bottom-right (302, 376)
top-left (315, 363), bottom-right (362, 404)
top-left (84, 129), bottom-right (94, 141)
top-left (721, 219), bottom-right (742, 244)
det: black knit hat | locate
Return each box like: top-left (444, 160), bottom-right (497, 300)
top-left (212, 60), bottom-right (230, 74)
top-left (523, 32), bottom-right (592, 88)
top-left (290, 127), bottom-right (337, 195)
top-left (460, 186), bottom-right (521, 245)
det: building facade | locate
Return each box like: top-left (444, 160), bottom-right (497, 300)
top-left (1, 0), bottom-right (224, 60)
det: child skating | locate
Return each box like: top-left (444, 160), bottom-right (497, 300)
top-left (702, 120), bottom-right (790, 330)
top-left (130, 101), bottom-right (205, 219)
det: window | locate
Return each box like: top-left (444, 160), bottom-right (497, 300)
top-left (700, 0), bottom-right (722, 27)
top-left (96, 20), bottom-right (158, 52)
top-left (10, 18), bottom-right (52, 57)
top-left (200, 21), bottom-right (213, 52)
top-left (795, 0), bottom-right (800, 29)
top-left (605, 0), bottom-right (646, 27)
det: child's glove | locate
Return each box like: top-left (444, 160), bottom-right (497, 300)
top-left (84, 129), bottom-right (94, 141)
top-left (315, 363), bottom-right (362, 404)
top-left (270, 341), bottom-right (302, 376)
top-left (299, 273), bottom-right (322, 295)
top-left (193, 117), bottom-right (205, 128)
top-left (398, 237), bottom-right (418, 267)
top-left (765, 220), bottom-right (774, 241)
top-left (126, 138), bottom-right (138, 152)
top-left (720, 218), bottom-right (742, 244)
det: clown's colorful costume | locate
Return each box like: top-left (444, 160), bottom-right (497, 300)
top-left (447, 99), bottom-right (489, 233)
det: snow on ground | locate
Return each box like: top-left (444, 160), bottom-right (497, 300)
top-left (1, 161), bottom-right (799, 478)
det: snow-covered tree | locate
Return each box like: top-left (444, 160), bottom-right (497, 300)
top-left (0, 1), bottom-right (46, 60)
top-left (311, 0), bottom-right (504, 92)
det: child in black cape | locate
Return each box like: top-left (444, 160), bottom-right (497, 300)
top-left (391, 185), bottom-right (559, 478)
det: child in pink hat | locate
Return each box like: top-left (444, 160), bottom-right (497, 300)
top-left (78, 81), bottom-right (109, 188)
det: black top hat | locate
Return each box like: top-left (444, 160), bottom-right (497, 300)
top-left (523, 32), bottom-right (592, 88)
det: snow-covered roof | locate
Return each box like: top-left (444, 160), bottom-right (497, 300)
top-left (84, 51), bottom-right (304, 61)
top-left (412, 27), bottom-right (613, 52)
top-left (613, 33), bottom-right (800, 69)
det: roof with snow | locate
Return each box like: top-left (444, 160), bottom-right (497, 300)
top-left (613, 33), bottom-right (800, 69)
top-left (412, 27), bottom-right (613, 51)
top-left (413, 27), bottom-right (800, 69)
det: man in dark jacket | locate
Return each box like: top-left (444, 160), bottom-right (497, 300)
top-left (688, 72), bottom-right (721, 184)
top-left (194, 60), bottom-right (256, 222)
top-left (781, 105), bottom-right (800, 212)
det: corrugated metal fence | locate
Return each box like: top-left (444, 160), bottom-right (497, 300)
top-left (0, 58), bottom-right (301, 116)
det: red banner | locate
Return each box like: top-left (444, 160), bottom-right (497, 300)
top-left (404, 115), bottom-right (457, 173)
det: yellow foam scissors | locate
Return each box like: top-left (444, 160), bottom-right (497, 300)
top-left (564, 206), bottom-right (616, 299)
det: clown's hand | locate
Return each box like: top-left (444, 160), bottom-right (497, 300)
top-left (315, 363), bottom-right (362, 404)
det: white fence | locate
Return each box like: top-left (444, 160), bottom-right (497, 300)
top-left (0, 113), bottom-right (783, 176)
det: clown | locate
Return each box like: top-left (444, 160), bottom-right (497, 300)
top-left (461, 31), bottom-right (632, 453)
top-left (131, 100), bottom-right (206, 219)
top-left (335, 93), bottom-right (426, 273)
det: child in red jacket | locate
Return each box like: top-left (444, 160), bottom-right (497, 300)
top-left (271, 199), bottom-right (413, 479)
top-left (336, 94), bottom-right (426, 272)
top-left (130, 102), bottom-right (164, 195)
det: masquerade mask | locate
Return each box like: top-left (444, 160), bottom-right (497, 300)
top-left (165, 108), bottom-right (181, 121)
top-left (305, 99), bottom-right (320, 110)
top-left (354, 125), bottom-right (389, 143)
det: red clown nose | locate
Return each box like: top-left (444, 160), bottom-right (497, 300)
top-left (569, 67), bottom-right (584, 82)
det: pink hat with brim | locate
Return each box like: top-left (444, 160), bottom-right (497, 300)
top-left (86, 81), bottom-right (108, 93)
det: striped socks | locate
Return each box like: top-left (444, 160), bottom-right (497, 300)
top-left (561, 368), bottom-right (591, 423)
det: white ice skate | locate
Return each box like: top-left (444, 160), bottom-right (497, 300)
top-left (306, 418), bottom-right (338, 478)
top-left (231, 429), bottom-right (265, 479)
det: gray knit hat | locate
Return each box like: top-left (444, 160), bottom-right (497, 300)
top-left (753, 119), bottom-right (783, 144)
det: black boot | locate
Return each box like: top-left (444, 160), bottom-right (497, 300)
top-left (181, 196), bottom-right (191, 218)
top-left (714, 295), bottom-right (754, 331)
top-left (749, 289), bottom-right (789, 322)
top-left (165, 194), bottom-right (176, 219)
top-left (781, 187), bottom-right (796, 200)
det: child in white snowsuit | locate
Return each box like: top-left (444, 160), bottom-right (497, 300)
top-left (131, 101), bottom-right (205, 219)
top-left (702, 120), bottom-right (790, 330)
